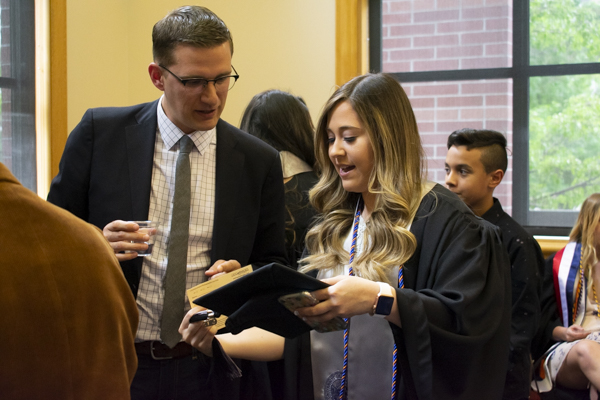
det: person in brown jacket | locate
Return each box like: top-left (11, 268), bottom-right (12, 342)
top-left (0, 162), bottom-right (139, 400)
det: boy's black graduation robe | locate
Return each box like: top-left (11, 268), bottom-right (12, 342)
top-left (281, 184), bottom-right (511, 400)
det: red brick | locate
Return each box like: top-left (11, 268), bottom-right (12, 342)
top-left (421, 133), bottom-right (451, 145)
top-left (427, 158), bottom-right (446, 172)
top-left (459, 108), bottom-right (485, 120)
top-left (437, 20), bottom-right (484, 34)
top-left (485, 120), bottom-right (512, 132)
top-left (425, 170), bottom-right (440, 182)
top-left (438, 96), bottom-right (484, 107)
top-left (437, 144), bottom-right (452, 158)
top-left (462, 30), bottom-right (509, 44)
top-left (463, 0), bottom-right (485, 6)
top-left (486, 43), bottom-right (511, 56)
top-left (461, 56), bottom-right (510, 69)
top-left (390, 48), bottom-right (435, 61)
top-left (383, 13), bottom-right (412, 25)
top-left (437, 0), bottom-right (463, 9)
top-left (417, 121), bottom-right (435, 132)
top-left (414, 9), bottom-right (460, 23)
top-left (486, 17), bottom-right (511, 31)
top-left (410, 97), bottom-right (435, 108)
top-left (414, 34), bottom-right (459, 47)
top-left (414, 59), bottom-right (459, 71)
top-left (436, 109), bottom-right (460, 120)
top-left (423, 145), bottom-right (435, 158)
top-left (383, 37), bottom-right (412, 49)
top-left (414, 109), bottom-right (435, 121)
top-left (414, 0), bottom-right (437, 11)
top-left (390, 23), bottom-right (435, 36)
top-left (485, 107), bottom-right (511, 119)
top-left (462, 5), bottom-right (511, 19)
top-left (414, 83), bottom-right (459, 96)
top-left (388, 0), bottom-right (412, 13)
top-left (382, 1), bottom-right (390, 13)
top-left (486, 94), bottom-right (512, 106)
top-left (462, 80), bottom-right (511, 94)
top-left (483, 0), bottom-right (511, 6)
top-left (437, 45), bottom-right (484, 58)
top-left (438, 120), bottom-right (483, 132)
top-left (382, 61), bottom-right (411, 73)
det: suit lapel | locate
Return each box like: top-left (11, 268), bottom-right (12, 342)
top-left (125, 100), bottom-right (159, 221)
top-left (212, 119), bottom-right (244, 261)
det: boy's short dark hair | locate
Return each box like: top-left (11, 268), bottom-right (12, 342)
top-left (447, 128), bottom-right (508, 173)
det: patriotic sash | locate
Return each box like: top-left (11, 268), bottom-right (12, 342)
top-left (552, 242), bottom-right (585, 327)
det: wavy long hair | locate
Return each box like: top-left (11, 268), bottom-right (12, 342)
top-left (300, 73), bottom-right (426, 283)
top-left (570, 193), bottom-right (600, 273)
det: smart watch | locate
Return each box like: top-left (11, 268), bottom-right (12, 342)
top-left (371, 282), bottom-right (395, 318)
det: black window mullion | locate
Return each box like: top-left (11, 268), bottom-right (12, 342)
top-left (511, 0), bottom-right (530, 226)
top-left (368, 0), bottom-right (382, 73)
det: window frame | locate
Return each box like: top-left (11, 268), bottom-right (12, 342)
top-left (368, 0), bottom-right (600, 236)
top-left (1, 0), bottom-right (36, 191)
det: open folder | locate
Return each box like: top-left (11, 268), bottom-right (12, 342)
top-left (192, 263), bottom-right (329, 338)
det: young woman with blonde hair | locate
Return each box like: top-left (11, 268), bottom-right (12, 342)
top-left (180, 73), bottom-right (511, 400)
top-left (533, 193), bottom-right (600, 399)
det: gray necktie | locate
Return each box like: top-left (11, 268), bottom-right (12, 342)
top-left (160, 135), bottom-right (193, 348)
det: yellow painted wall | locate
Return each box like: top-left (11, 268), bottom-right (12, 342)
top-left (66, 0), bottom-right (336, 132)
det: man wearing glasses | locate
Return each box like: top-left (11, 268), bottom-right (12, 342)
top-left (48, 6), bottom-right (287, 400)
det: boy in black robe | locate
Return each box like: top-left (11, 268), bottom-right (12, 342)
top-left (445, 128), bottom-right (544, 400)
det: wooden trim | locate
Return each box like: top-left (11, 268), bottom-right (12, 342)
top-left (35, 0), bottom-right (66, 196)
top-left (50, 0), bottom-right (67, 188)
top-left (35, 0), bottom-right (50, 196)
top-left (336, 0), bottom-right (368, 87)
top-left (34, 0), bottom-right (69, 196)
top-left (535, 236), bottom-right (569, 259)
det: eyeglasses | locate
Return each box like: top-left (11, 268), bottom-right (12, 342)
top-left (159, 64), bottom-right (239, 92)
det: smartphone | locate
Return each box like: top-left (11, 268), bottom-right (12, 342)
top-left (278, 291), bottom-right (348, 333)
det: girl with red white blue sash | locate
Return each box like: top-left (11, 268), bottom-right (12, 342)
top-left (532, 193), bottom-right (600, 399)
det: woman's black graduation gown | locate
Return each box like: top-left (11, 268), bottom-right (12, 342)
top-left (281, 184), bottom-right (511, 400)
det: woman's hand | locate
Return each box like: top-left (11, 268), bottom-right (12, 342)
top-left (294, 275), bottom-right (380, 323)
top-left (179, 307), bottom-right (218, 356)
top-left (553, 324), bottom-right (589, 342)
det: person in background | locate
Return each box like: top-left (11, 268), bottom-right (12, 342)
top-left (180, 73), bottom-right (511, 400)
top-left (0, 162), bottom-right (138, 400)
top-left (240, 89), bottom-right (319, 270)
top-left (445, 128), bottom-right (544, 400)
top-left (532, 193), bottom-right (600, 400)
top-left (47, 5), bottom-right (286, 400)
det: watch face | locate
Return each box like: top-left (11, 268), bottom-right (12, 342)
top-left (375, 295), bottom-right (394, 316)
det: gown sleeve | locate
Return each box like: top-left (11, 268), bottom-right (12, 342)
top-left (392, 185), bottom-right (511, 400)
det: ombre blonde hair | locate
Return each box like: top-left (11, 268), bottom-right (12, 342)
top-left (570, 193), bottom-right (600, 273)
top-left (299, 73), bottom-right (426, 283)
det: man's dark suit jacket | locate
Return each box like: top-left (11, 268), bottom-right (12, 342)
top-left (48, 99), bottom-right (288, 296)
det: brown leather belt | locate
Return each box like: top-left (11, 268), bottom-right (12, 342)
top-left (135, 341), bottom-right (194, 360)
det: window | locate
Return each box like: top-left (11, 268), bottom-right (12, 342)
top-left (369, 0), bottom-right (600, 235)
top-left (0, 0), bottom-right (36, 192)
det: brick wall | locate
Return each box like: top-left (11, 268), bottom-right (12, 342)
top-left (382, 0), bottom-right (514, 212)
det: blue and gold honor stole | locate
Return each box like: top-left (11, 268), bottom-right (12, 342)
top-left (553, 242), bottom-right (585, 327)
top-left (339, 197), bottom-right (401, 400)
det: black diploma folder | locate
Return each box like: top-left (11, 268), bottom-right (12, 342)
top-left (193, 263), bottom-right (329, 338)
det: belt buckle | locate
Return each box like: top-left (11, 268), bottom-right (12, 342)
top-left (150, 341), bottom-right (173, 360)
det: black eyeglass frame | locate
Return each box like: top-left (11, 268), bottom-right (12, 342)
top-left (158, 64), bottom-right (239, 90)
